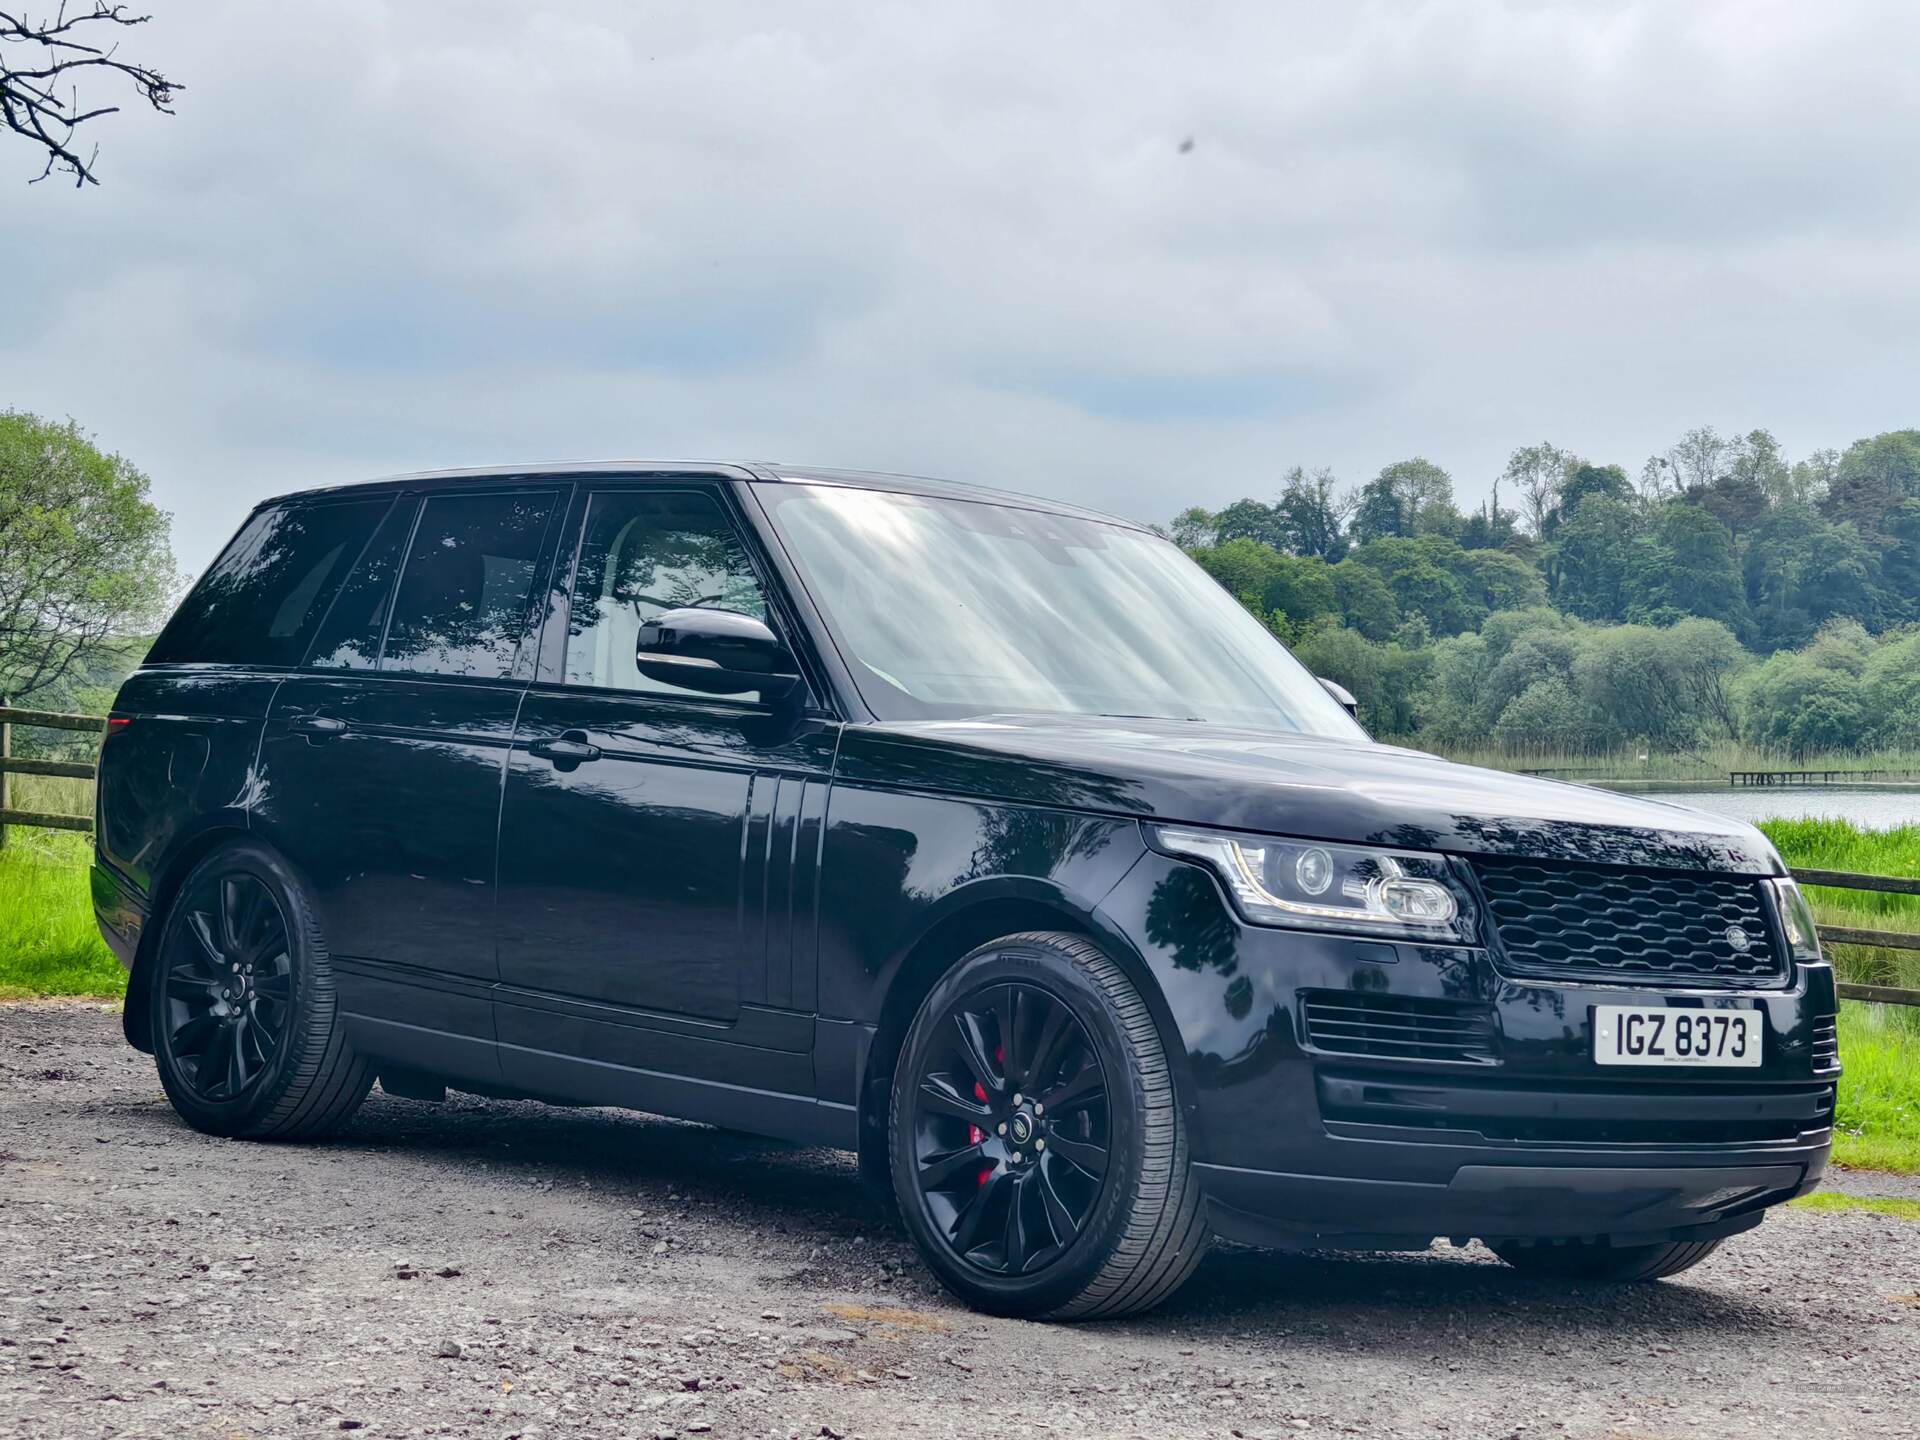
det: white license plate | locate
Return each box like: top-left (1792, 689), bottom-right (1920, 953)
top-left (1593, 1006), bottom-right (1762, 1068)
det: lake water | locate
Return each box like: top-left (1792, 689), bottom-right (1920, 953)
top-left (1603, 785), bottom-right (1920, 829)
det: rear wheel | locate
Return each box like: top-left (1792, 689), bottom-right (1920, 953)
top-left (888, 932), bottom-right (1209, 1319)
top-left (1493, 1237), bottom-right (1723, 1281)
top-left (151, 840), bottom-right (371, 1140)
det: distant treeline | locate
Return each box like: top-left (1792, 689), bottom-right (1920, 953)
top-left (1174, 426), bottom-right (1920, 754)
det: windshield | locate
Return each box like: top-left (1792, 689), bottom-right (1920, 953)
top-left (759, 482), bottom-right (1365, 738)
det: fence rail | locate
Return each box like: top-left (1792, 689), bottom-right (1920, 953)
top-left (4, 704), bottom-right (1920, 1006)
top-left (0, 701), bottom-right (104, 844)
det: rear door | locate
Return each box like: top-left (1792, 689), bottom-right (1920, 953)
top-left (252, 485), bottom-right (563, 1069)
top-left (491, 482), bottom-right (836, 1098)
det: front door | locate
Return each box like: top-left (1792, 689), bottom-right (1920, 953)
top-left (492, 485), bottom-right (836, 1087)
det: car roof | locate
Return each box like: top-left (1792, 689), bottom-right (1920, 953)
top-left (269, 460), bottom-right (1154, 534)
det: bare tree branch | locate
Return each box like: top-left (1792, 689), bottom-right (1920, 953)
top-left (0, 3), bottom-right (180, 186)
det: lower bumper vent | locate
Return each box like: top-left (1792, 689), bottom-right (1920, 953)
top-left (1302, 991), bottom-right (1497, 1065)
top-left (1811, 1016), bottom-right (1841, 1077)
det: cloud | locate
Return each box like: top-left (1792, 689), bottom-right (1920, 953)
top-left (2, 0), bottom-right (1917, 572)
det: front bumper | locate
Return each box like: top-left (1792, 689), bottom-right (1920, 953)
top-left (1099, 852), bottom-right (1838, 1249)
top-left (1198, 1144), bottom-right (1823, 1250)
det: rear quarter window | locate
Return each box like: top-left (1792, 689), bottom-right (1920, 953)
top-left (147, 498), bottom-right (392, 667)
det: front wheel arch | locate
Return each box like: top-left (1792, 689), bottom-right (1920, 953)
top-left (855, 890), bottom-right (1203, 1219)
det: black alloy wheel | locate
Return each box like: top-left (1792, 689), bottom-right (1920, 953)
top-left (889, 932), bottom-right (1211, 1320)
top-left (150, 840), bottom-right (372, 1140)
top-left (159, 869), bottom-right (294, 1103)
top-left (909, 981), bottom-right (1111, 1276)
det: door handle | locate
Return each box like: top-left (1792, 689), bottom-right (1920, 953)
top-left (290, 714), bottom-right (348, 740)
top-left (529, 732), bottom-right (602, 767)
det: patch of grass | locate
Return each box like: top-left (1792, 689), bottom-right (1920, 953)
top-left (1828, 1004), bottom-right (1920, 1174)
top-left (1789, 1192), bottom-right (1920, 1221)
top-left (0, 824), bottom-right (125, 1001)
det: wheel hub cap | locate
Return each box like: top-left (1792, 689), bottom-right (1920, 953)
top-left (909, 981), bottom-right (1112, 1277)
top-left (159, 870), bottom-right (294, 1104)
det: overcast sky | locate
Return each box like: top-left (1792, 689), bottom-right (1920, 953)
top-left (5, 0), bottom-right (1918, 574)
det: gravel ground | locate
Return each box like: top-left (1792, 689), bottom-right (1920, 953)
top-left (2, 1001), bottom-right (1916, 1440)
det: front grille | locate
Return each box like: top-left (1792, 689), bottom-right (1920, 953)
top-left (1812, 1016), bottom-right (1841, 1076)
top-left (1473, 858), bottom-right (1786, 988)
top-left (1302, 991), bottom-right (1497, 1064)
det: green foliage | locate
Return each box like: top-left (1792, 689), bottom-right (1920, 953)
top-left (0, 411), bottom-right (175, 702)
top-left (0, 827), bottom-right (124, 1000)
top-left (1328, 558), bottom-right (1399, 640)
top-left (1289, 621), bottom-right (1433, 735)
top-left (1791, 1191), bottom-right (1920, 1217)
top-left (1824, 428), bottom-right (1920, 539)
top-left (1348, 457), bottom-right (1458, 545)
top-left (1173, 421), bottom-right (1920, 756)
top-left (1637, 504), bottom-right (1748, 634)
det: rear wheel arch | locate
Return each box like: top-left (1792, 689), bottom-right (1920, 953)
top-left (123, 821), bottom-right (269, 1053)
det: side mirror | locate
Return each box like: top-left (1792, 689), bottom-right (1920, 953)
top-left (635, 607), bottom-right (803, 701)
top-left (1317, 676), bottom-right (1361, 722)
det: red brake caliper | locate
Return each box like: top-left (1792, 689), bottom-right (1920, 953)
top-left (972, 1045), bottom-right (1005, 1186)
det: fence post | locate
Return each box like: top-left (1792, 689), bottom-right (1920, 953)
top-left (0, 695), bottom-right (9, 851)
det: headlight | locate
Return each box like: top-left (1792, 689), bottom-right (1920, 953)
top-left (1149, 825), bottom-right (1475, 943)
top-left (1769, 878), bottom-right (1823, 962)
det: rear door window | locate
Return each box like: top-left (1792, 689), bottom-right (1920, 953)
top-left (304, 498), bottom-right (418, 670)
top-left (381, 490), bottom-right (559, 679)
top-left (147, 498), bottom-right (390, 666)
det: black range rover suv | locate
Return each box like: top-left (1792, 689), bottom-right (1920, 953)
top-left (93, 462), bottom-right (1838, 1319)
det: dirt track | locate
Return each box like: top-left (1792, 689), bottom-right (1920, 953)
top-left (2, 1000), bottom-right (1917, 1439)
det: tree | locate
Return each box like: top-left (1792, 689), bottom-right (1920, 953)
top-left (1789, 448), bottom-right (1840, 507)
top-left (1550, 494), bottom-right (1646, 621)
top-left (1, 4), bottom-right (180, 186)
top-left (1545, 463), bottom-right (1633, 535)
top-left (1493, 677), bottom-right (1588, 751)
top-left (1263, 552), bottom-right (1338, 631)
top-left (1741, 503), bottom-right (1883, 651)
top-left (0, 410), bottom-right (174, 699)
top-left (1862, 632), bottom-right (1920, 747)
top-left (1349, 458), bottom-right (1458, 545)
top-left (1457, 547), bottom-right (1546, 615)
top-left (1329, 558), bottom-right (1400, 640)
top-left (1726, 429), bottom-right (1794, 507)
top-left (1646, 426), bottom-right (1730, 497)
top-left (1823, 429), bottom-right (1920, 540)
top-left (1191, 537), bottom-right (1279, 610)
top-left (1634, 504), bottom-right (1749, 635)
top-left (1169, 506), bottom-right (1217, 550)
top-left (1212, 497), bottom-right (1286, 550)
top-left (1501, 442), bottom-right (1575, 537)
top-left (1274, 466), bottom-right (1348, 560)
top-left (1457, 485), bottom-right (1521, 550)
top-left (1289, 621), bottom-right (1433, 737)
top-left (1347, 536), bottom-right (1477, 636)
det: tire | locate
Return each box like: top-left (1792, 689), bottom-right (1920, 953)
top-left (149, 839), bottom-right (372, 1141)
top-left (1492, 1237), bottom-right (1723, 1281)
top-left (887, 931), bottom-right (1209, 1319)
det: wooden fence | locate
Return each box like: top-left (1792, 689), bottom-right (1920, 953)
top-left (4, 703), bottom-right (1920, 1006)
top-left (0, 701), bottom-right (105, 843)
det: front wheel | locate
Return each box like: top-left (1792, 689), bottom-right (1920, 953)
top-left (888, 932), bottom-right (1210, 1319)
top-left (1493, 1237), bottom-right (1723, 1281)
top-left (150, 839), bottom-right (372, 1140)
